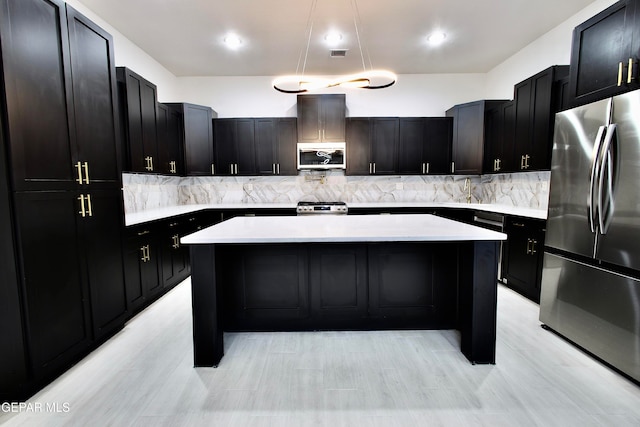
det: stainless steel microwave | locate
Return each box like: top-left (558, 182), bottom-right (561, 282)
top-left (297, 142), bottom-right (346, 170)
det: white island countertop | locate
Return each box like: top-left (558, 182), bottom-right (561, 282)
top-left (181, 214), bottom-right (507, 245)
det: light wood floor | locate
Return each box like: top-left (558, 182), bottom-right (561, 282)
top-left (2, 279), bottom-right (640, 427)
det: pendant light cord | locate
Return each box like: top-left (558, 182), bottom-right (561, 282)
top-left (296, 0), bottom-right (318, 78)
top-left (351, 0), bottom-right (374, 72)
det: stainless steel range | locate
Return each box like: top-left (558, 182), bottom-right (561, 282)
top-left (296, 201), bottom-right (348, 215)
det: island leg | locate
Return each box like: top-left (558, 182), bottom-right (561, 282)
top-left (458, 241), bottom-right (499, 364)
top-left (190, 244), bottom-right (224, 367)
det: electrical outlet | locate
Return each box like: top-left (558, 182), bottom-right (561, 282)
top-left (246, 184), bottom-right (253, 191)
top-left (395, 183), bottom-right (403, 190)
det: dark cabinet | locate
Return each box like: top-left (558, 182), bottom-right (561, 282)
top-left (345, 117), bottom-right (398, 175)
top-left (447, 100), bottom-right (507, 175)
top-left (484, 101), bottom-right (515, 173)
top-left (213, 118), bottom-right (255, 175)
top-left (117, 67), bottom-right (158, 173)
top-left (220, 245), bottom-right (310, 330)
top-left (0, 0), bottom-right (126, 396)
top-left (156, 103), bottom-right (184, 175)
top-left (1, 0), bottom-right (120, 191)
top-left (568, 0), bottom-right (638, 106)
top-left (297, 94), bottom-right (346, 143)
top-left (368, 243), bottom-right (457, 328)
top-left (309, 245), bottom-right (368, 324)
top-left (159, 219), bottom-right (190, 289)
top-left (124, 225), bottom-right (161, 314)
top-left (398, 117), bottom-right (452, 175)
top-left (254, 118), bottom-right (298, 175)
top-left (166, 103), bottom-right (215, 176)
top-left (503, 216), bottom-right (546, 303)
top-left (513, 66), bottom-right (569, 171)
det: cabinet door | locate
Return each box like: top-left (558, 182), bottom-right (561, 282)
top-left (123, 227), bottom-right (160, 313)
top-left (368, 243), bottom-right (457, 328)
top-left (79, 190), bottom-right (127, 338)
top-left (254, 118), bottom-right (277, 175)
top-left (0, 0), bottom-right (75, 191)
top-left (235, 119), bottom-right (255, 175)
top-left (160, 220), bottom-right (189, 289)
top-left (157, 103), bottom-right (185, 175)
top-left (66, 6), bottom-right (121, 188)
top-left (424, 117), bottom-right (453, 175)
top-left (321, 94), bottom-right (346, 142)
top-left (14, 191), bottom-right (91, 375)
top-left (398, 118), bottom-right (425, 174)
top-left (568, 0), bottom-right (636, 106)
top-left (297, 95), bottom-right (322, 143)
top-left (213, 119), bottom-right (236, 175)
top-left (448, 102), bottom-right (484, 175)
top-left (371, 118), bottom-right (398, 174)
top-left (503, 217), bottom-right (545, 302)
top-left (220, 245), bottom-right (309, 329)
top-left (182, 103), bottom-right (213, 176)
top-left (309, 245), bottom-right (368, 324)
top-left (117, 68), bottom-right (158, 173)
top-left (346, 118), bottom-right (372, 175)
top-left (276, 118), bottom-right (298, 175)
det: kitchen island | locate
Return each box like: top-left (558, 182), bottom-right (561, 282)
top-left (181, 214), bottom-right (506, 367)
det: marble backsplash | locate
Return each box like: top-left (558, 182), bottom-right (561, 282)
top-left (122, 171), bottom-right (550, 214)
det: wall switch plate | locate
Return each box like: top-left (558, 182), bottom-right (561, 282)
top-left (395, 183), bottom-right (403, 190)
top-left (246, 184), bottom-right (253, 191)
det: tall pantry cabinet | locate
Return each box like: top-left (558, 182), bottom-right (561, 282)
top-left (0, 0), bottom-right (127, 399)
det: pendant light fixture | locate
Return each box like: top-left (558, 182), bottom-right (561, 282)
top-left (273, 0), bottom-right (397, 94)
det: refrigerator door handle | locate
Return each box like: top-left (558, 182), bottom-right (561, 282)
top-left (589, 125), bottom-right (607, 233)
top-left (597, 123), bottom-right (618, 234)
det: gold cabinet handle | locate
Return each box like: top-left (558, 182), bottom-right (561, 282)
top-left (422, 163), bottom-right (425, 174)
top-left (369, 163), bottom-right (372, 174)
top-left (512, 222), bottom-right (525, 227)
top-left (140, 246), bottom-right (146, 262)
top-left (272, 163), bottom-right (276, 174)
top-left (618, 62), bottom-right (624, 87)
top-left (75, 162), bottom-right (83, 184)
top-left (137, 230), bottom-right (150, 236)
top-left (525, 154), bottom-right (530, 169)
top-left (277, 163), bottom-right (280, 175)
top-left (172, 234), bottom-right (180, 249)
top-left (451, 162), bottom-right (455, 174)
top-left (82, 162), bottom-right (89, 184)
top-left (373, 163), bottom-right (376, 174)
top-left (211, 164), bottom-right (215, 175)
top-left (426, 162), bottom-right (430, 174)
top-left (145, 156), bottom-right (153, 171)
top-left (86, 194), bottom-right (93, 217)
top-left (628, 58), bottom-right (635, 84)
top-left (78, 195), bottom-right (86, 217)
top-left (230, 164), bottom-right (234, 174)
top-left (530, 239), bottom-right (537, 255)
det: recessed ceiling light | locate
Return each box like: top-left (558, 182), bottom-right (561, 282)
top-left (324, 31), bottom-right (343, 46)
top-left (224, 34), bottom-right (242, 50)
top-left (427, 32), bottom-right (447, 46)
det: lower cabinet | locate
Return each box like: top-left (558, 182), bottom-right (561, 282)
top-left (502, 216), bottom-right (545, 302)
top-left (160, 220), bottom-right (190, 289)
top-left (124, 225), bottom-right (162, 314)
top-left (13, 190), bottom-right (127, 380)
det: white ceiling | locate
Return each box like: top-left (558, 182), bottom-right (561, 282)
top-left (77, 0), bottom-right (597, 77)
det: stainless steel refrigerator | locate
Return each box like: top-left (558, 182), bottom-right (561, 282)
top-left (540, 89), bottom-right (640, 382)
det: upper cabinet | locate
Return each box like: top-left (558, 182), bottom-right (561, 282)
top-left (513, 65), bottom-right (569, 171)
top-left (447, 100), bottom-right (507, 175)
top-left (213, 118), bottom-right (255, 175)
top-left (0, 0), bottom-right (121, 192)
top-left (156, 103), bottom-right (184, 175)
top-left (297, 94), bottom-right (346, 143)
top-left (346, 117), bottom-right (398, 175)
top-left (568, 0), bottom-right (638, 106)
top-left (484, 101), bottom-right (515, 173)
top-left (166, 103), bottom-right (215, 176)
top-left (117, 67), bottom-right (158, 173)
top-left (254, 118), bottom-right (298, 176)
top-left (398, 117), bottom-right (452, 175)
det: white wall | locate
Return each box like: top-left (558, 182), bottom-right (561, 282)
top-left (174, 74), bottom-right (488, 118)
top-left (485, 0), bottom-right (619, 98)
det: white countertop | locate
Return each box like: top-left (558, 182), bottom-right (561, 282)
top-left (181, 214), bottom-right (507, 244)
top-left (125, 202), bottom-right (546, 226)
